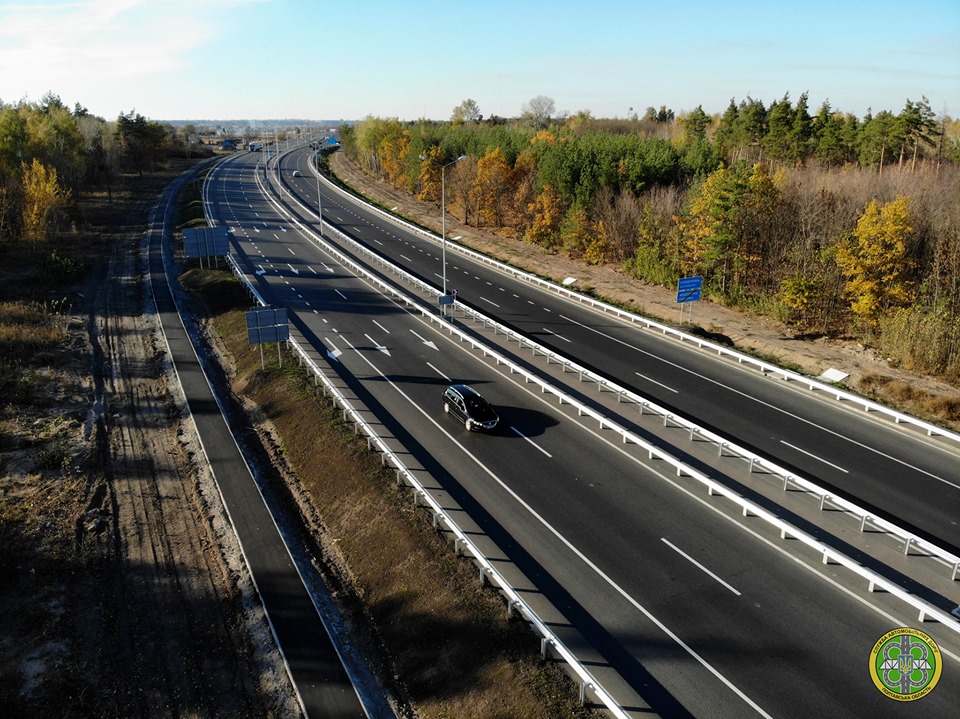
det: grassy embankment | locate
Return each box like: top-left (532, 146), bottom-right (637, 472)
top-left (177, 177), bottom-right (602, 718)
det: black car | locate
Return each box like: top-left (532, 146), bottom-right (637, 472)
top-left (442, 384), bottom-right (499, 431)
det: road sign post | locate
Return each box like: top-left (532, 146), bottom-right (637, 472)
top-left (245, 307), bottom-right (290, 369)
top-left (676, 275), bottom-right (703, 325)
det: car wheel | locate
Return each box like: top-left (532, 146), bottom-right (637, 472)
top-left (465, 418), bottom-right (473, 431)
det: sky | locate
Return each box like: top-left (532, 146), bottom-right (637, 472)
top-left (1, 0), bottom-right (958, 123)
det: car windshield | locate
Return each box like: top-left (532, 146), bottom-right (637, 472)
top-left (465, 396), bottom-right (496, 420)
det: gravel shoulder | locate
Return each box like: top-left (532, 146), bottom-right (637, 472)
top-left (328, 152), bottom-right (960, 431)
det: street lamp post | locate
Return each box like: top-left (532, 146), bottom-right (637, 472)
top-left (421, 153), bottom-right (467, 308)
top-left (315, 156), bottom-right (323, 238)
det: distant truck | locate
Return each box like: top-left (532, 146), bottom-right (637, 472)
top-left (247, 142), bottom-right (263, 152)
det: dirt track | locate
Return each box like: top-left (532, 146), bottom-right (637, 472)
top-left (2, 165), bottom-right (293, 717)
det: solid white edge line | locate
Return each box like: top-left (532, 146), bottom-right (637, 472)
top-left (335, 333), bottom-right (775, 718)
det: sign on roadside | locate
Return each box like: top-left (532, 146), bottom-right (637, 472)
top-left (676, 275), bottom-right (703, 325)
top-left (183, 227), bottom-right (231, 268)
top-left (676, 275), bottom-right (703, 303)
top-left (245, 306), bottom-right (290, 368)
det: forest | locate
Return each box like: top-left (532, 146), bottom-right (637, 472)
top-left (340, 95), bottom-right (960, 380)
top-left (0, 92), bottom-right (204, 259)
top-left (2, 91), bottom-right (957, 380)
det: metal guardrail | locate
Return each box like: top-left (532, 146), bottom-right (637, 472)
top-left (195, 149), bottom-right (959, 719)
top-left (278, 161), bottom-right (960, 585)
top-left (246, 162), bottom-right (960, 650)
top-left (316, 158), bottom-right (960, 448)
top-left (221, 249), bottom-right (633, 718)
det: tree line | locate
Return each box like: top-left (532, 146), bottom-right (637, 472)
top-left (0, 92), bottom-right (203, 250)
top-left (340, 95), bottom-right (960, 379)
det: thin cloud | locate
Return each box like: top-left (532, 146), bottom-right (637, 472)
top-left (0, 0), bottom-right (255, 92)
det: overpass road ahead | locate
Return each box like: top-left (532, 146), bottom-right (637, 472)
top-left (201, 150), bottom-right (960, 718)
top-left (271, 146), bottom-right (960, 560)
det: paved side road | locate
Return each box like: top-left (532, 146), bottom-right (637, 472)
top-left (146, 165), bottom-right (376, 719)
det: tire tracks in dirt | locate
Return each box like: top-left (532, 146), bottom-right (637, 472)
top-left (74, 176), bottom-right (294, 717)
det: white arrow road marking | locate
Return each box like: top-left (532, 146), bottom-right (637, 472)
top-left (287, 263), bottom-right (299, 275)
top-left (409, 330), bottom-right (438, 351)
top-left (255, 266), bottom-right (266, 276)
top-left (365, 334), bottom-right (391, 357)
top-left (323, 338), bottom-right (342, 362)
top-left (322, 263), bottom-right (334, 273)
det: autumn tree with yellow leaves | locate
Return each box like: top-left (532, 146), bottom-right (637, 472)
top-left (21, 159), bottom-right (70, 246)
top-left (835, 195), bottom-right (918, 324)
top-left (473, 148), bottom-right (513, 228)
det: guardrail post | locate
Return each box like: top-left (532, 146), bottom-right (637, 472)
top-left (952, 561), bottom-right (959, 581)
top-left (903, 537), bottom-right (912, 556)
top-left (479, 567), bottom-right (488, 587)
top-left (580, 681), bottom-right (592, 705)
top-left (540, 637), bottom-right (551, 659)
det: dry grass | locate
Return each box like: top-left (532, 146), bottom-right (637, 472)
top-left (187, 268), bottom-right (601, 719)
top-left (857, 372), bottom-right (960, 425)
top-left (0, 301), bottom-right (68, 353)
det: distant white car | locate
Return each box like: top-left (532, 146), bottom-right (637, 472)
top-left (292, 170), bottom-right (301, 177)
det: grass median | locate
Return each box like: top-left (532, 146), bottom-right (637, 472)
top-left (181, 267), bottom-right (601, 719)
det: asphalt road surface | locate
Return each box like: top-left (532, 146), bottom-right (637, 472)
top-left (200, 149), bottom-right (960, 717)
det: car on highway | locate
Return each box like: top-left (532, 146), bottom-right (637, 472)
top-left (292, 170), bottom-right (301, 177)
top-left (443, 385), bottom-right (498, 431)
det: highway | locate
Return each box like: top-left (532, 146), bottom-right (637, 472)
top-left (275, 146), bottom-right (960, 560)
top-left (148, 165), bottom-right (373, 718)
top-left (203, 149), bottom-right (960, 716)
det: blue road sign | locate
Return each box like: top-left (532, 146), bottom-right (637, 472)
top-left (677, 275), bottom-right (703, 303)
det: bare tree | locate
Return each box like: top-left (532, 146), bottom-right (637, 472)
top-left (521, 95), bottom-right (555, 129)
